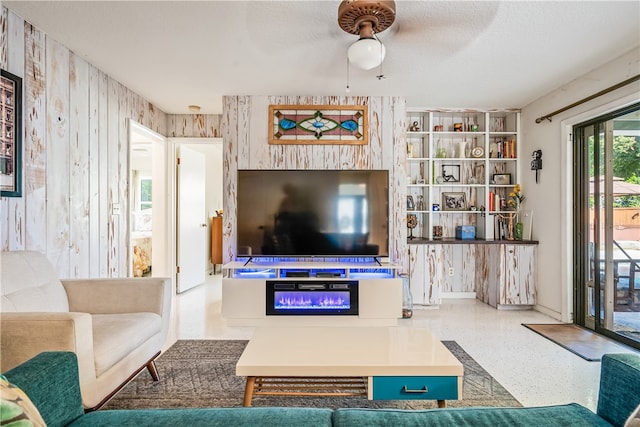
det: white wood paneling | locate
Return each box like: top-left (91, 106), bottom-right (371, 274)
top-left (46, 37), bottom-right (71, 274)
top-left (222, 95), bottom-right (238, 262)
top-left (0, 9), bottom-right (7, 67)
top-left (23, 23), bottom-right (47, 255)
top-left (107, 77), bottom-right (119, 276)
top-left (69, 54), bottom-right (90, 277)
top-left (88, 65), bottom-right (101, 277)
top-left (97, 69), bottom-right (109, 277)
top-left (166, 114), bottom-right (220, 138)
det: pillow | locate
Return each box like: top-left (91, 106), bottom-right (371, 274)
top-left (0, 374), bottom-right (46, 427)
top-left (626, 404), bottom-right (640, 427)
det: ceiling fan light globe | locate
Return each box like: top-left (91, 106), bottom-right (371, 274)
top-left (348, 38), bottom-right (385, 70)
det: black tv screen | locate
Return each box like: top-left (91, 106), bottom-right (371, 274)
top-left (236, 169), bottom-right (389, 257)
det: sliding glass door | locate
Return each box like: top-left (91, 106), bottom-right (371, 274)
top-left (574, 103), bottom-right (640, 349)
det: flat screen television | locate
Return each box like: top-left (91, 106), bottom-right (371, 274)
top-left (236, 169), bottom-right (389, 258)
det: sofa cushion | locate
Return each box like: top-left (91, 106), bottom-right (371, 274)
top-left (1, 251), bottom-right (69, 312)
top-left (92, 312), bottom-right (161, 376)
top-left (4, 352), bottom-right (85, 427)
top-left (70, 407), bottom-right (334, 427)
top-left (332, 404), bottom-right (613, 427)
top-left (598, 354), bottom-right (640, 427)
top-left (0, 373), bottom-right (46, 427)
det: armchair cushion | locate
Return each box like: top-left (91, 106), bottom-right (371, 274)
top-left (92, 312), bottom-right (161, 376)
top-left (1, 251), bottom-right (69, 312)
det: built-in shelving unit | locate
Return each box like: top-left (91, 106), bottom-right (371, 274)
top-left (405, 109), bottom-right (520, 240)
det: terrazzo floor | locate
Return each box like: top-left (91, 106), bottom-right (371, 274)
top-left (166, 273), bottom-right (639, 412)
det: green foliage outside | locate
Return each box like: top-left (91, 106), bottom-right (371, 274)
top-left (589, 135), bottom-right (640, 208)
top-left (140, 179), bottom-right (152, 210)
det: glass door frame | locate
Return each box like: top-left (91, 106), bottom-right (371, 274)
top-left (573, 102), bottom-right (640, 350)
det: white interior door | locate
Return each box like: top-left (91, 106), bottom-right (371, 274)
top-left (177, 145), bottom-right (206, 293)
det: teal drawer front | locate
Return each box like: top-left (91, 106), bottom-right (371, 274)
top-left (372, 376), bottom-right (458, 400)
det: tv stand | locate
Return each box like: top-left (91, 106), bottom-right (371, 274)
top-left (222, 260), bottom-right (402, 327)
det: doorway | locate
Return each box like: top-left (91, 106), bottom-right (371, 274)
top-left (169, 138), bottom-right (224, 293)
top-left (574, 103), bottom-right (640, 349)
top-left (128, 120), bottom-right (171, 280)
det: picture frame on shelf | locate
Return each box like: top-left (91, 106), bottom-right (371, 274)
top-left (441, 164), bottom-right (460, 183)
top-left (442, 192), bottom-right (467, 211)
top-left (0, 69), bottom-right (22, 197)
top-left (493, 173), bottom-right (511, 185)
top-left (407, 195), bottom-right (415, 210)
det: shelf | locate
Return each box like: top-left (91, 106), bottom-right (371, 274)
top-left (431, 158), bottom-right (486, 161)
top-left (432, 131), bottom-right (485, 136)
top-left (405, 109), bottom-right (520, 240)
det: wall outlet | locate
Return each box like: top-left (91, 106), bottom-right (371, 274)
top-left (448, 267), bottom-right (454, 276)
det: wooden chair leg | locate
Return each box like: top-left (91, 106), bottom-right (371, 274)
top-left (146, 359), bottom-right (160, 381)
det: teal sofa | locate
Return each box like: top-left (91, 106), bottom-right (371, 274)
top-left (4, 351), bottom-right (639, 427)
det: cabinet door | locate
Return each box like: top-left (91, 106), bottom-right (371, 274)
top-left (409, 245), bottom-right (441, 305)
top-left (500, 244), bottom-right (536, 305)
top-left (516, 245), bottom-right (536, 304)
top-left (484, 245), bottom-right (501, 307)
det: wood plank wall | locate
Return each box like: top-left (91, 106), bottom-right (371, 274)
top-left (222, 95), bottom-right (408, 268)
top-left (0, 8), bottom-right (167, 278)
top-left (167, 115), bottom-right (221, 137)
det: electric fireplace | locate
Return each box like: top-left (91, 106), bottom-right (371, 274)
top-left (266, 280), bottom-right (359, 316)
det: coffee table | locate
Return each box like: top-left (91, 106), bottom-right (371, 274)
top-left (236, 326), bottom-right (463, 407)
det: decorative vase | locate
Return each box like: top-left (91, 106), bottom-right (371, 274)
top-left (515, 222), bottom-right (524, 240)
top-left (399, 273), bottom-right (413, 318)
top-left (458, 140), bottom-right (467, 158)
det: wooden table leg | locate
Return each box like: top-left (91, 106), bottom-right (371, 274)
top-left (437, 400), bottom-right (446, 408)
top-left (243, 376), bottom-right (256, 407)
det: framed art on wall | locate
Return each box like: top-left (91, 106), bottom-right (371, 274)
top-left (0, 69), bottom-right (22, 197)
top-left (268, 105), bottom-right (368, 145)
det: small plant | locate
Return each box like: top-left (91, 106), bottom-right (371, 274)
top-left (508, 184), bottom-right (525, 211)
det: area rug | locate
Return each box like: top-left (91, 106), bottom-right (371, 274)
top-left (522, 323), bottom-right (635, 361)
top-left (103, 340), bottom-right (520, 410)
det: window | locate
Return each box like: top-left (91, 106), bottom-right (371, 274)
top-left (140, 178), bottom-right (152, 210)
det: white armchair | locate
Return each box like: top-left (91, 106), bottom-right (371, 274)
top-left (1, 251), bottom-right (172, 410)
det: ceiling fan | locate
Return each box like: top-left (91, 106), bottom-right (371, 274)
top-left (338, 0), bottom-right (397, 71)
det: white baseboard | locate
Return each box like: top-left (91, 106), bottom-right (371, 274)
top-left (439, 292), bottom-right (476, 299)
top-left (534, 304), bottom-right (563, 321)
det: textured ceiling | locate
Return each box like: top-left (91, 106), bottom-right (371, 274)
top-left (4, 1), bottom-right (640, 114)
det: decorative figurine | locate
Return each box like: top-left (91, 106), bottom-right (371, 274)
top-left (409, 121), bottom-right (420, 132)
top-left (407, 214), bottom-right (418, 239)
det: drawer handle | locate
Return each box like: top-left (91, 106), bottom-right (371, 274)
top-left (402, 385), bottom-right (429, 394)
